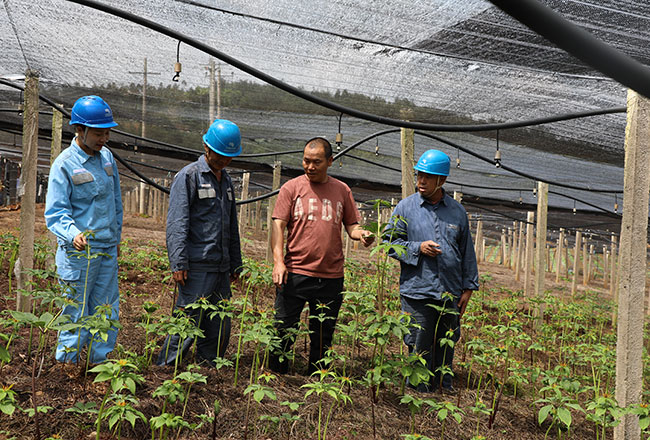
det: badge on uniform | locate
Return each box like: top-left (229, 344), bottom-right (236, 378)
top-left (71, 169), bottom-right (94, 185)
top-left (227, 188), bottom-right (233, 201)
top-left (198, 183), bottom-right (216, 199)
top-left (104, 162), bottom-right (114, 176)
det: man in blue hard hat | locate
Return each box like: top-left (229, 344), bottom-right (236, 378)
top-left (157, 119), bottom-right (243, 367)
top-left (45, 95), bottom-right (123, 364)
top-left (386, 149), bottom-right (479, 393)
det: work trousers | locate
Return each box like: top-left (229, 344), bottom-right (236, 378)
top-left (157, 271), bottom-right (231, 367)
top-left (55, 245), bottom-right (119, 364)
top-left (401, 295), bottom-right (461, 391)
top-left (269, 273), bottom-right (344, 374)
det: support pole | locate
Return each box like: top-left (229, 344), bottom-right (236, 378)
top-left (46, 106), bottom-right (63, 269)
top-left (614, 90), bottom-right (650, 440)
top-left (400, 128), bottom-right (415, 199)
top-left (16, 70), bottom-right (39, 312)
top-left (555, 228), bottom-right (565, 282)
top-left (266, 162), bottom-right (282, 261)
top-left (571, 231), bottom-right (582, 296)
top-left (474, 219), bottom-right (483, 263)
top-left (523, 211), bottom-right (535, 297)
top-left (534, 182), bottom-right (549, 299)
top-left (515, 221), bottom-right (524, 281)
top-left (239, 172), bottom-right (250, 232)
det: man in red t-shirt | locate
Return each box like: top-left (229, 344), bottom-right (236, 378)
top-left (270, 137), bottom-right (374, 374)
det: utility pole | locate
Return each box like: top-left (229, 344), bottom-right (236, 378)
top-left (207, 59), bottom-right (222, 122)
top-left (128, 57), bottom-right (160, 138)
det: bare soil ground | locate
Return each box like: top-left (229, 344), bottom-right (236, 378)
top-left (0, 205), bottom-right (613, 440)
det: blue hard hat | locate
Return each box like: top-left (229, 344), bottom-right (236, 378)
top-left (202, 119), bottom-right (242, 157)
top-left (414, 149), bottom-right (450, 176)
top-left (69, 95), bottom-right (118, 128)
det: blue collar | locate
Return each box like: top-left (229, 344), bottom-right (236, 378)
top-left (418, 188), bottom-right (448, 207)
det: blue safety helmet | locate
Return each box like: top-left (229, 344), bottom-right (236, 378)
top-left (69, 95), bottom-right (118, 128)
top-left (202, 119), bottom-right (242, 157)
top-left (414, 149), bottom-right (450, 176)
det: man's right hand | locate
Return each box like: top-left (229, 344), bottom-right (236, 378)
top-left (272, 262), bottom-right (288, 288)
top-left (72, 233), bottom-right (88, 251)
top-left (173, 270), bottom-right (188, 286)
top-left (420, 240), bottom-right (442, 257)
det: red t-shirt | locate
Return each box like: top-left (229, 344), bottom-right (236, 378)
top-left (272, 174), bottom-right (361, 278)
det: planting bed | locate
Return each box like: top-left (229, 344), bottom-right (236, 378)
top-left (0, 205), bottom-right (641, 440)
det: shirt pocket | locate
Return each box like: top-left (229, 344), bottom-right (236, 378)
top-left (70, 172), bottom-right (98, 200)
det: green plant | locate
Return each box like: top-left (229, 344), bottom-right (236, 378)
top-left (100, 393), bottom-right (146, 440)
top-left (302, 369), bottom-right (352, 440)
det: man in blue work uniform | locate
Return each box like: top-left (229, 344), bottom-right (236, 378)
top-left (387, 149), bottom-right (479, 393)
top-left (45, 95), bottom-right (122, 363)
top-left (157, 119), bottom-right (243, 367)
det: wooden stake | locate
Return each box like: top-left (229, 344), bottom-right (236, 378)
top-left (515, 221), bottom-right (524, 281)
top-left (400, 128), bottom-right (415, 199)
top-left (239, 172), bottom-right (250, 232)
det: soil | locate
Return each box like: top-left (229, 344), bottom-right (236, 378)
top-left (0, 205), bottom-right (613, 440)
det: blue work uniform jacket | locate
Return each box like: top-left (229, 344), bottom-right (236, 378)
top-left (385, 190), bottom-right (479, 300)
top-left (45, 139), bottom-right (123, 249)
top-left (166, 155), bottom-right (242, 274)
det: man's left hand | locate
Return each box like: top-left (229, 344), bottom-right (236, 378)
top-left (458, 290), bottom-right (473, 318)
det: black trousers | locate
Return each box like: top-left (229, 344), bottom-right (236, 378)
top-left (269, 273), bottom-right (344, 374)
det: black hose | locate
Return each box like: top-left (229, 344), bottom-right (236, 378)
top-left (489, 0), bottom-right (650, 99)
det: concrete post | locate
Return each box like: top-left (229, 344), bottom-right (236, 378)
top-left (603, 246), bottom-right (609, 289)
top-left (610, 234), bottom-right (618, 299)
top-left (556, 228), bottom-right (565, 282)
top-left (535, 182), bottom-right (549, 299)
top-left (475, 220), bottom-right (483, 263)
top-left (571, 231), bottom-right (582, 296)
top-left (266, 162), bottom-right (282, 261)
top-left (500, 229), bottom-right (507, 266)
top-left (16, 70), bottom-right (39, 311)
top-left (139, 181), bottom-right (146, 215)
top-left (523, 212), bottom-right (535, 297)
top-left (400, 128), bottom-right (415, 199)
top-left (614, 90), bottom-right (650, 440)
top-left (239, 172), bottom-right (250, 232)
top-left (515, 221), bottom-right (524, 281)
top-left (582, 242), bottom-right (588, 286)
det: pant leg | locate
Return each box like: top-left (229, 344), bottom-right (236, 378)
top-left (431, 299), bottom-right (460, 389)
top-left (55, 246), bottom-right (102, 363)
top-left (401, 296), bottom-right (437, 391)
top-left (157, 271), bottom-right (231, 367)
top-left (196, 272), bottom-right (232, 364)
top-left (86, 247), bottom-right (120, 363)
top-left (305, 277), bottom-right (344, 372)
top-left (269, 273), bottom-right (309, 373)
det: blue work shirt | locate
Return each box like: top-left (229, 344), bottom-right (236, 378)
top-left (45, 139), bottom-right (122, 249)
top-left (166, 155), bottom-right (242, 274)
top-left (385, 190), bottom-right (479, 300)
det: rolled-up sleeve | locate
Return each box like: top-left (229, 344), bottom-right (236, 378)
top-left (166, 172), bottom-right (193, 272)
top-left (45, 164), bottom-right (82, 245)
